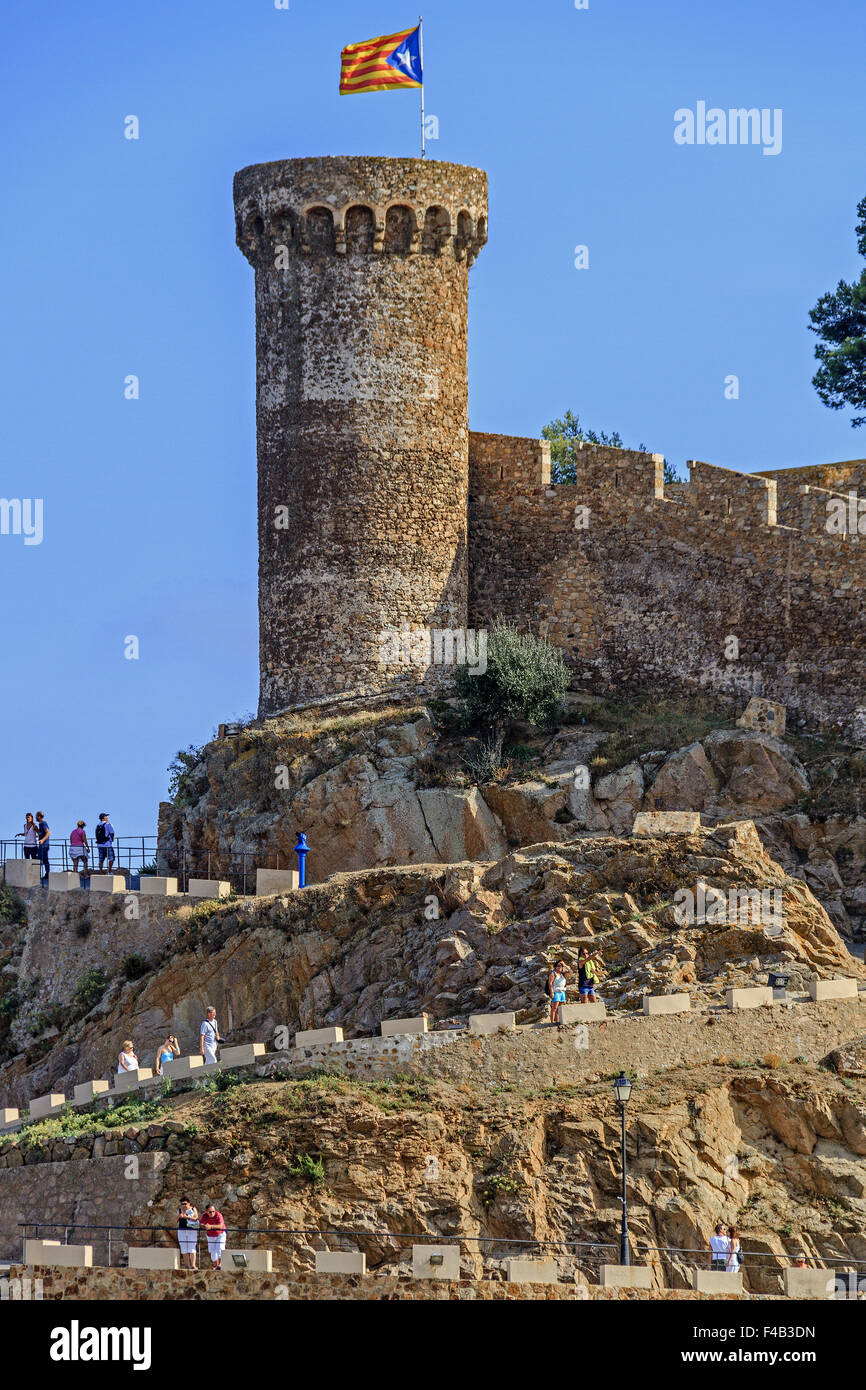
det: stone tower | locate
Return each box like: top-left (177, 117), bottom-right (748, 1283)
top-left (233, 156), bottom-right (488, 717)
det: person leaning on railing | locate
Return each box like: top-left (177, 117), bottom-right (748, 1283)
top-left (15, 813), bottom-right (40, 860)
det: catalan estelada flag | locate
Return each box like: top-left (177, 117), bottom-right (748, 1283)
top-left (339, 24), bottom-right (423, 95)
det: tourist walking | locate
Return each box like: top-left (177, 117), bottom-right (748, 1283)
top-left (177, 1199), bottom-right (199, 1270)
top-left (117, 1040), bottom-right (140, 1074)
top-left (726, 1226), bottom-right (743, 1272)
top-left (199, 1007), bottom-right (224, 1065)
top-left (69, 821), bottom-right (89, 874)
top-left (548, 959), bottom-right (568, 1028)
top-left (577, 947), bottom-right (602, 1004)
top-left (200, 1203), bottom-right (227, 1270)
top-left (709, 1222), bottom-right (730, 1271)
top-left (15, 814), bottom-right (40, 860)
top-left (95, 813), bottom-right (116, 871)
top-left (155, 1034), bottom-right (180, 1076)
top-left (34, 812), bottom-right (50, 882)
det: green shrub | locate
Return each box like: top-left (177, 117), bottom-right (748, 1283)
top-left (455, 622), bottom-right (569, 735)
top-left (122, 953), bottom-right (150, 981)
top-left (167, 743), bottom-right (207, 807)
top-left (0, 882), bottom-right (26, 926)
top-left (287, 1152), bottom-right (325, 1183)
top-left (72, 967), bottom-right (109, 1015)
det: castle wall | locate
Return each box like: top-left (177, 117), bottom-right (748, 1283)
top-left (757, 460), bottom-right (866, 528)
top-left (234, 157), bottom-right (487, 717)
top-left (468, 434), bottom-right (866, 734)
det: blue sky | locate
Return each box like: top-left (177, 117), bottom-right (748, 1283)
top-left (1, 0), bottom-right (865, 840)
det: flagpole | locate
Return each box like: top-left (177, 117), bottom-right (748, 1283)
top-left (418, 16), bottom-right (425, 158)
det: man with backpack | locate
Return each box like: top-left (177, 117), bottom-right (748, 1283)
top-left (95, 812), bottom-right (116, 872)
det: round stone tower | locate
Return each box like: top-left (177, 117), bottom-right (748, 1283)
top-left (233, 155), bottom-right (488, 717)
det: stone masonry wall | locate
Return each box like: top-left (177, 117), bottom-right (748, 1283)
top-left (468, 433), bottom-right (866, 735)
top-left (234, 157), bottom-right (487, 717)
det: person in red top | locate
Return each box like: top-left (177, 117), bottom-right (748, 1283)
top-left (200, 1202), bottom-right (227, 1270)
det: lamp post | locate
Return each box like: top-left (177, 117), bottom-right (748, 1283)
top-left (294, 832), bottom-right (309, 888)
top-left (613, 1071), bottom-right (632, 1266)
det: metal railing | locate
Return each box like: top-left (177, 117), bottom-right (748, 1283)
top-left (1, 836), bottom-right (157, 879)
top-left (17, 1221), bottom-right (616, 1282)
top-left (1, 840), bottom-right (296, 896)
top-left (15, 1222), bottom-right (866, 1293)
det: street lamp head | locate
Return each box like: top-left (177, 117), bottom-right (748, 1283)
top-left (613, 1072), bottom-right (632, 1105)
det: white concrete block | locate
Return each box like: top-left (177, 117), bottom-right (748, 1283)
top-left (218, 1043), bottom-right (265, 1067)
top-left (560, 1001), bottom-right (607, 1023)
top-left (128, 1247), bottom-right (180, 1270)
top-left (188, 879), bottom-right (231, 899)
top-left (3, 860), bottom-right (41, 889)
top-left (380, 1016), bottom-right (428, 1036)
top-left (412, 1244), bottom-right (460, 1280)
top-left (48, 872), bottom-right (81, 892)
top-left (72, 1080), bottom-right (110, 1106)
top-left (692, 1269), bottom-right (744, 1294)
top-left (725, 986), bottom-right (773, 1010)
top-left (0, 1107), bottom-right (20, 1126)
top-left (642, 993), bottom-right (691, 1016)
top-left (89, 875), bottom-right (127, 893)
top-left (468, 1011), bottom-right (517, 1035)
top-left (24, 1240), bottom-right (93, 1268)
top-left (295, 1026), bottom-right (344, 1047)
top-left (600, 1264), bottom-right (653, 1289)
top-left (807, 977), bottom-right (858, 1001)
top-left (29, 1093), bottom-right (66, 1119)
top-left (256, 868), bottom-right (300, 895)
top-left (315, 1251), bottom-right (366, 1275)
top-left (505, 1258), bottom-right (559, 1284)
top-left (633, 811), bottom-right (701, 834)
top-left (784, 1268), bottom-right (835, 1298)
top-left (161, 1055), bottom-right (204, 1080)
top-left (112, 1068), bottom-right (154, 1093)
top-left (223, 1249), bottom-right (273, 1272)
top-left (138, 876), bottom-right (178, 896)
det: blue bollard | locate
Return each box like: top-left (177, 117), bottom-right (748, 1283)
top-left (294, 832), bottom-right (309, 888)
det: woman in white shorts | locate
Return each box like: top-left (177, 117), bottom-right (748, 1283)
top-left (177, 1198), bottom-right (199, 1270)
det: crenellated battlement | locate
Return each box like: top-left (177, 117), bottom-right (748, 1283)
top-left (234, 156), bottom-right (487, 269)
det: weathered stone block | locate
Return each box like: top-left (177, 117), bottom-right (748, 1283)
top-left (737, 697), bottom-right (786, 737)
top-left (48, 872), bottom-right (81, 892)
top-left (807, 977), bottom-right (858, 1001)
top-left (188, 879), bottom-right (231, 899)
top-left (218, 1043), bottom-right (265, 1067)
top-left (725, 986), bottom-right (773, 1010)
top-left (505, 1258), bottom-right (559, 1284)
top-left (633, 811), bottom-right (701, 834)
top-left (138, 877), bottom-right (178, 896)
top-left (127, 1247), bottom-right (180, 1270)
top-left (89, 875), bottom-right (127, 893)
top-left (3, 859), bottom-right (41, 889)
top-left (315, 1251), bottom-right (366, 1275)
top-left (72, 1080), bottom-right (110, 1106)
top-left (783, 1268), bottom-right (835, 1298)
top-left (24, 1239), bottom-right (93, 1268)
top-left (411, 1244), bottom-right (460, 1280)
top-left (113, 1068), bottom-right (154, 1093)
top-left (223, 1249), bottom-right (273, 1272)
top-left (692, 1268), bottom-right (743, 1294)
top-left (256, 868), bottom-right (300, 895)
top-left (642, 994), bottom-right (691, 1016)
top-left (380, 1016), bottom-right (428, 1037)
top-left (161, 1055), bottom-right (204, 1080)
top-left (295, 1026), bottom-right (343, 1047)
top-left (559, 1002), bottom-right (607, 1023)
top-left (468, 1011), bottom-right (517, 1035)
top-left (600, 1264), bottom-right (653, 1289)
top-left (29, 1092), bottom-right (66, 1119)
